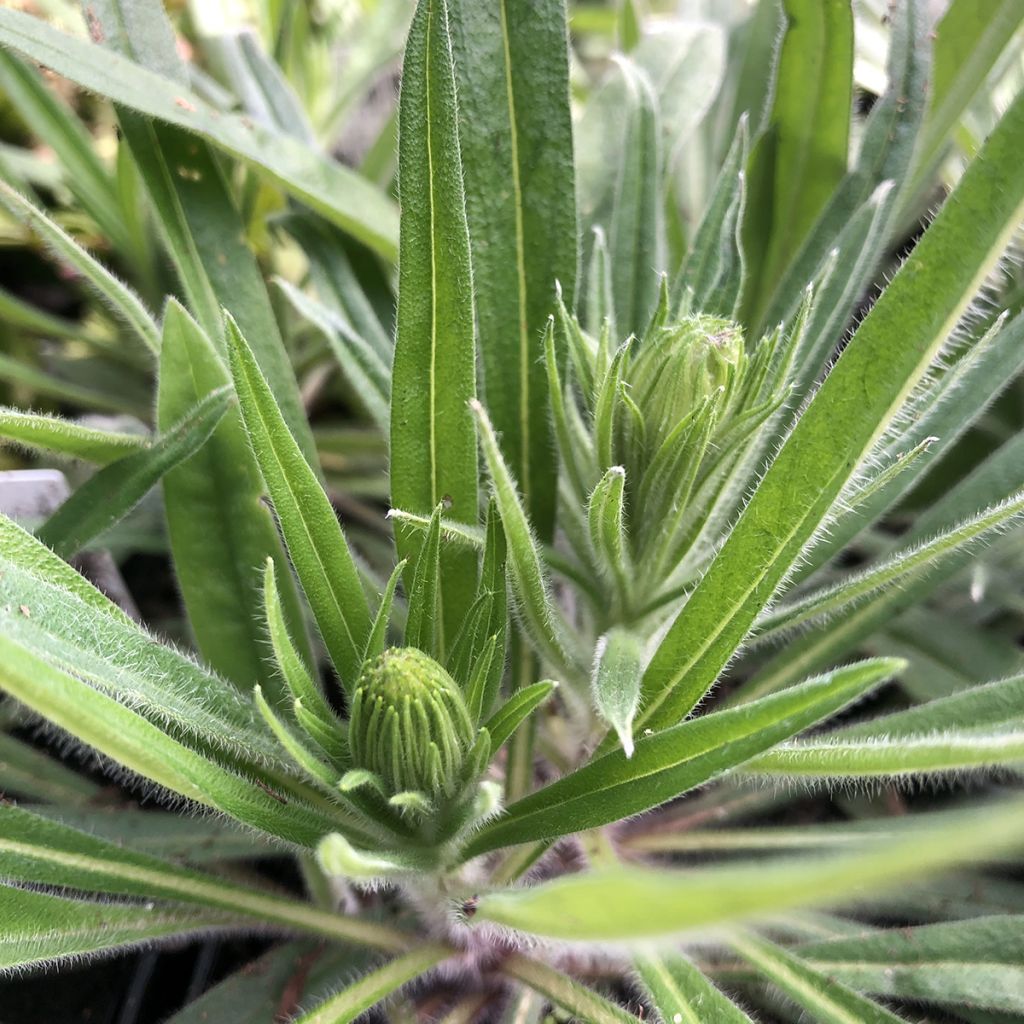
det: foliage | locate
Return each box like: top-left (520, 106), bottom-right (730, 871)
top-left (0, 0), bottom-right (1023, 1021)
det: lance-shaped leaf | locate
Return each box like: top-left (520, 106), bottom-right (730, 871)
top-left (634, 22), bottom-right (726, 169)
top-left (463, 659), bottom-right (900, 856)
top-left (390, 0), bottom-right (478, 654)
top-left (0, 631), bottom-right (342, 847)
top-left (37, 387), bottom-right (229, 558)
top-left (471, 400), bottom-right (581, 677)
top-left (591, 628), bottom-right (643, 758)
top-left (448, 0), bottom-right (576, 540)
top-left (162, 943), bottom-right (376, 1024)
top-left (755, 0), bottom-right (929, 338)
top-left (262, 558), bottom-right (339, 732)
top-left (637, 84), bottom-right (1024, 736)
top-left (503, 955), bottom-right (640, 1024)
top-left (0, 50), bottom-right (134, 259)
top-left (473, 799), bottom-right (1024, 940)
top-left (405, 504), bottom-right (444, 658)
top-left (752, 490), bottom-right (1024, 644)
top-left (838, 672), bottom-right (1024, 740)
top-left (740, 0), bottom-right (853, 327)
top-left (25, 806), bottom-right (276, 864)
top-left (748, 432), bottom-right (1024, 699)
top-left (227, 315), bottom-right (371, 692)
top-left (729, 933), bottom-right (907, 1024)
top-left (0, 731), bottom-right (101, 804)
top-left (587, 466), bottom-right (631, 602)
top-left (0, 408), bottom-right (147, 465)
top-left (635, 951), bottom-right (755, 1024)
top-left (806, 310), bottom-right (1024, 583)
top-left (0, 7), bottom-right (398, 259)
top-left (159, 301), bottom-right (311, 693)
top-left (584, 58), bottom-right (664, 338)
top-left (0, 885), bottom-right (234, 975)
top-left (80, 0), bottom-right (317, 472)
top-left (483, 681), bottom-right (557, 752)
top-left (799, 916), bottom-right (1024, 1013)
top-left (0, 181), bottom-right (159, 355)
top-left (674, 116), bottom-right (748, 318)
top-left (745, 730), bottom-right (1024, 779)
top-left (0, 517), bottom-right (300, 773)
top-left (292, 945), bottom-right (451, 1024)
top-left (902, 0), bottom-right (1024, 218)
top-left (275, 279), bottom-right (390, 434)
top-left (0, 804), bottom-right (406, 950)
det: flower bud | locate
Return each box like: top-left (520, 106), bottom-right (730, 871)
top-left (638, 315), bottom-right (744, 450)
top-left (349, 647), bottom-right (475, 799)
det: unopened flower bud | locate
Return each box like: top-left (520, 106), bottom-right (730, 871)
top-left (349, 647), bottom-right (475, 799)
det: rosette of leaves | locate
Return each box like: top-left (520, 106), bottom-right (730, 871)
top-left (1, 1), bottom-right (1024, 1024)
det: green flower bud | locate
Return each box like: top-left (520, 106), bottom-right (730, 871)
top-left (636, 315), bottom-right (745, 450)
top-left (349, 647), bottom-right (476, 799)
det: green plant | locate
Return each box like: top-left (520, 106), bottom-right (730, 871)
top-left (1, 0), bottom-right (1024, 1021)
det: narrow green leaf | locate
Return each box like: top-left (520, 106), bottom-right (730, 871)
top-left (0, 731), bottom-right (101, 804)
top-left (752, 490), bottom-right (1024, 644)
top-left (262, 557), bottom-right (339, 733)
top-left (293, 945), bottom-right (451, 1024)
top-left (587, 466), bottom-right (632, 602)
top-left (0, 7), bottom-right (399, 258)
top-left (903, 0), bottom-right (1024, 217)
top-left (748, 431), bottom-right (1024, 699)
top-left (0, 804), bottom-right (409, 951)
top-left (253, 685), bottom-right (339, 789)
top-left (0, 885), bottom-right (232, 974)
top-left (280, 212), bottom-right (393, 362)
top-left (801, 309), bottom-right (1024, 577)
top-left (390, 0), bottom-right (478, 653)
top-left (159, 299), bottom-right (311, 693)
top-left (745, 730), bottom-right (1024, 779)
top-left (0, 283), bottom-right (97, 341)
top-left (0, 50), bottom-right (131, 258)
top-left (755, 0), bottom-right (929, 336)
top-left (591, 627), bottom-right (643, 758)
top-left (448, 0), bottom-right (576, 540)
top-left (633, 22), bottom-right (726, 170)
top-left (464, 659), bottom-right (900, 856)
top-left (483, 681), bottom-right (557, 752)
top-left (800, 916), bottom-right (1024, 1013)
top-left (364, 561), bottom-right (406, 667)
top-left (0, 408), bottom-right (146, 465)
top-left (635, 951), bottom-right (755, 1024)
top-left (604, 59), bottom-right (664, 337)
top-left (838, 672), bottom-right (1024, 740)
top-left (37, 387), bottom-right (229, 558)
top-left (163, 943), bottom-right (375, 1024)
top-left (83, 0), bottom-right (317, 471)
top-left (473, 799), bottom-right (1024, 940)
top-left (0, 524), bottom-right (300, 773)
top-left (729, 933), bottom-right (907, 1024)
top-left (471, 400), bottom-right (580, 677)
top-left (503, 955), bottom-right (640, 1024)
top-left (0, 351), bottom-right (146, 418)
top-left (26, 806), bottom-right (277, 863)
top-left (275, 278), bottom-right (390, 433)
top-left (740, 0), bottom-right (853, 326)
top-left (638, 84), bottom-right (1024, 736)
top-left (675, 117), bottom-right (748, 318)
top-left (0, 632), bottom-right (342, 847)
top-left (227, 315), bottom-right (371, 691)
top-left (0, 180), bottom-right (159, 354)
top-left (405, 504), bottom-right (444, 658)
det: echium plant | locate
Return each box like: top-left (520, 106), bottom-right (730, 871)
top-left (1, 0), bottom-right (1024, 1021)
